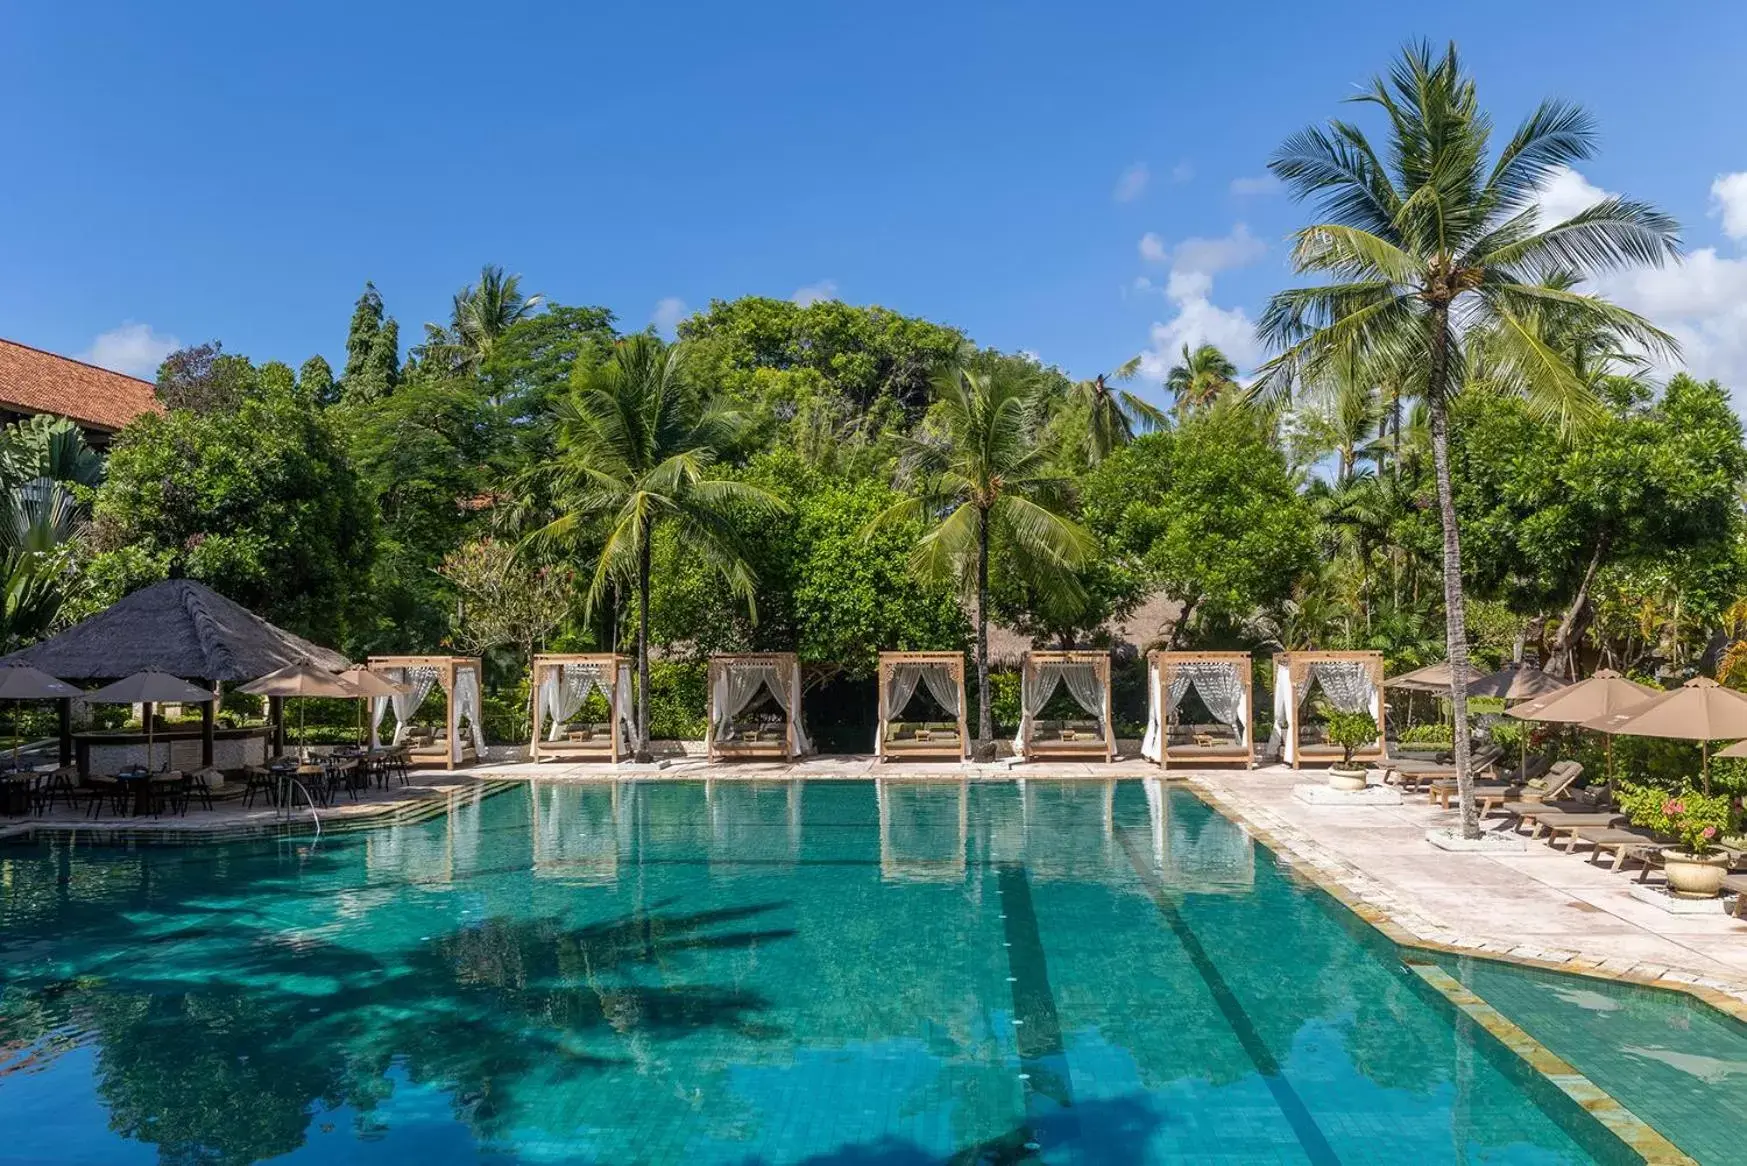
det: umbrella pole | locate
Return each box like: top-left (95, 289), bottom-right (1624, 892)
top-left (1703, 738), bottom-right (1710, 795)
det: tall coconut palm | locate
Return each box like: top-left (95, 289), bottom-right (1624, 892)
top-left (1069, 356), bottom-right (1168, 464)
top-left (1257, 42), bottom-right (1678, 837)
top-left (1165, 344), bottom-right (1239, 416)
top-left (538, 335), bottom-right (785, 757)
top-left (868, 361), bottom-right (1093, 755)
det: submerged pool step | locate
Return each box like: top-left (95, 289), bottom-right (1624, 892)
top-left (1406, 961), bottom-right (1696, 1166)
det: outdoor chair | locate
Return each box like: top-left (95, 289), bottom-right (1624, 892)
top-left (241, 765), bottom-right (278, 809)
top-left (1483, 761), bottom-right (1585, 818)
top-left (34, 766), bottom-right (79, 814)
top-left (1561, 825), bottom-right (1668, 869)
top-left (173, 771), bottom-right (215, 815)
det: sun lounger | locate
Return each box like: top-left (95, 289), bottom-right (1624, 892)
top-left (1564, 825), bottom-right (1669, 868)
top-left (1441, 759), bottom-right (1582, 813)
top-left (1513, 808), bottom-right (1623, 842)
top-left (1723, 873), bottom-right (1747, 919)
top-left (1386, 744), bottom-right (1505, 795)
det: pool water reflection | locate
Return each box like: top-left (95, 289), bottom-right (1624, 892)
top-left (0, 780), bottom-right (1724, 1163)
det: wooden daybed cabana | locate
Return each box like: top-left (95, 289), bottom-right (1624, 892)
top-left (1268, 650), bottom-right (1386, 768)
top-left (1142, 650), bottom-right (1255, 769)
top-left (1012, 650), bottom-right (1114, 762)
top-left (528, 653), bottom-right (635, 764)
top-left (367, 655), bottom-right (486, 769)
top-left (875, 651), bottom-right (968, 762)
top-left (706, 652), bottom-right (810, 760)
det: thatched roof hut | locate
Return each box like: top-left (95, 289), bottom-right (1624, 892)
top-left (2, 578), bottom-right (349, 681)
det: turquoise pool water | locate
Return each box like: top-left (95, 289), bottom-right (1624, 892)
top-left (0, 779), bottom-right (1738, 1164)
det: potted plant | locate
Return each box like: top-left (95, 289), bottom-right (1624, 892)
top-left (1323, 708), bottom-right (1379, 791)
top-left (1620, 785), bottom-right (1734, 898)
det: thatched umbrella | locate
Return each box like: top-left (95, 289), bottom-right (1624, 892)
top-left (335, 667), bottom-right (411, 747)
top-left (240, 663), bottom-right (359, 755)
top-left (1585, 677), bottom-right (1747, 794)
top-left (1507, 668), bottom-right (1659, 786)
top-left (0, 666), bottom-right (78, 771)
top-left (84, 670), bottom-right (216, 773)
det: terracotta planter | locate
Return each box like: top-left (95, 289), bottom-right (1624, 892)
top-left (1327, 765), bottom-right (1368, 792)
top-left (1663, 851), bottom-right (1728, 899)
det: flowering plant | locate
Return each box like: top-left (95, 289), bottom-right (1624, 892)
top-left (1618, 785), bottom-right (1733, 857)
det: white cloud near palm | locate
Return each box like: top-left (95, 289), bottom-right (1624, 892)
top-left (1229, 175), bottom-right (1280, 196)
top-left (1133, 223), bottom-right (1267, 379)
top-left (78, 322), bottom-right (179, 378)
top-left (1531, 166), bottom-right (1747, 396)
top-left (651, 297), bottom-right (688, 336)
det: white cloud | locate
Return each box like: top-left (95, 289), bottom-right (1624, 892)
top-left (77, 322), bottom-right (179, 378)
top-left (1113, 162), bottom-right (1149, 203)
top-left (1131, 223), bottom-right (1268, 381)
top-left (651, 297), bottom-right (687, 336)
top-left (1229, 175), bottom-right (1280, 196)
top-left (1527, 166), bottom-right (1747, 395)
top-left (1710, 172), bottom-right (1747, 241)
top-left (1531, 164), bottom-right (1611, 225)
top-left (791, 280), bottom-right (839, 306)
top-left (1170, 223), bottom-right (1265, 278)
top-left (1170, 160), bottom-right (1194, 184)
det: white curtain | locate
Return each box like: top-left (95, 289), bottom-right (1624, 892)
top-left (1059, 663), bottom-right (1105, 726)
top-left (453, 664), bottom-right (486, 752)
top-left (1178, 662), bottom-right (1245, 737)
top-left (374, 666), bottom-right (438, 746)
top-left (920, 665), bottom-right (961, 717)
top-left (544, 663), bottom-right (606, 740)
top-left (1141, 658), bottom-right (1163, 762)
top-left (775, 660), bottom-right (812, 754)
top-left (1267, 659), bottom-right (1294, 762)
top-left (615, 664), bottom-right (637, 752)
top-left (1310, 661), bottom-right (1374, 714)
top-left (712, 663), bottom-right (775, 741)
top-left (1013, 663), bottom-right (1061, 755)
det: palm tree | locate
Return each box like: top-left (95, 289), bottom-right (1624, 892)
top-left (1257, 42), bottom-right (1678, 837)
top-left (424, 265), bottom-right (543, 374)
top-left (868, 361), bottom-right (1093, 755)
top-left (1165, 344), bottom-right (1238, 416)
top-left (1292, 350), bottom-right (1386, 483)
top-left (538, 335), bottom-right (786, 757)
top-left (1068, 356), bottom-right (1168, 464)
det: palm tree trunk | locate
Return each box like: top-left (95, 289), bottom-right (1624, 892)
top-left (1425, 318), bottom-right (1479, 839)
top-left (975, 505), bottom-right (992, 757)
top-left (635, 530), bottom-right (653, 762)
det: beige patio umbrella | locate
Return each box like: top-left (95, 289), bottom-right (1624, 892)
top-left (1507, 668), bottom-right (1659, 785)
top-left (0, 665), bottom-right (79, 771)
top-left (239, 663), bottom-right (359, 754)
top-left (334, 666), bottom-right (411, 747)
top-left (84, 670), bottom-right (216, 773)
top-left (1385, 662), bottom-right (1453, 692)
top-left (1584, 676), bottom-right (1747, 794)
top-left (1466, 662), bottom-right (1568, 701)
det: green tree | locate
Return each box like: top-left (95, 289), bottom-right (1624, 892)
top-left (341, 282), bottom-right (400, 403)
top-left (439, 537), bottom-right (575, 670)
top-left (0, 416), bottom-right (102, 648)
top-left (93, 367), bottom-right (376, 644)
top-left (1165, 344), bottom-right (1238, 416)
top-left (870, 362), bottom-right (1092, 754)
top-left (1083, 408), bottom-right (1315, 647)
top-left (1258, 42), bottom-right (1678, 836)
top-left (155, 341), bottom-right (257, 413)
top-left (539, 335), bottom-right (786, 754)
top-left (335, 373), bottom-right (494, 653)
top-left (423, 265), bottom-right (544, 375)
top-left (298, 354), bottom-right (337, 407)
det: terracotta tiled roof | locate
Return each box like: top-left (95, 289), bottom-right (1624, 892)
top-left (0, 337), bottom-right (163, 432)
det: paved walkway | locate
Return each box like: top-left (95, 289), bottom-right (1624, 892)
top-left (1185, 764), bottom-right (1747, 1014)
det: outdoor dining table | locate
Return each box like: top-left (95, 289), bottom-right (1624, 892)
top-left (113, 769), bottom-right (163, 817)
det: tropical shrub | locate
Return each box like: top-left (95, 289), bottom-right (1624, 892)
top-left (1400, 723), bottom-right (1453, 745)
top-left (1323, 709), bottom-right (1379, 766)
top-left (1617, 785), bottom-right (1734, 856)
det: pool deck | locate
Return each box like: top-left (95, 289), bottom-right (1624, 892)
top-left (3, 753), bottom-right (1744, 1017)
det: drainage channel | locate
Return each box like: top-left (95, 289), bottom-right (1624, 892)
top-left (994, 861), bottom-right (1077, 1160)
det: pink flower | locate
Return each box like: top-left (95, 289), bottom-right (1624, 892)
top-left (1703, 826), bottom-right (1718, 839)
top-left (1664, 799), bottom-right (1685, 816)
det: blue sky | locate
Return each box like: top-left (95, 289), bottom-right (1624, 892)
top-left (5, 1), bottom-right (1746, 403)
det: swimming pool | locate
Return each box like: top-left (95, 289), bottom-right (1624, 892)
top-left (0, 779), bottom-right (1739, 1163)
